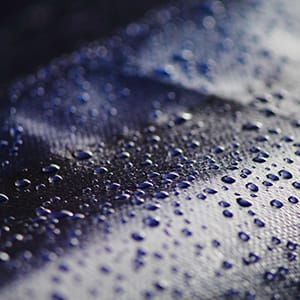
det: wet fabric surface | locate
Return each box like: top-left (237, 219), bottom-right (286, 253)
top-left (0, 0), bottom-right (300, 299)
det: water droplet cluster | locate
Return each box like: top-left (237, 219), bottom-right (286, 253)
top-left (0, 0), bottom-right (299, 299)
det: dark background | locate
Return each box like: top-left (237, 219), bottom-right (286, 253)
top-left (0, 0), bottom-right (167, 92)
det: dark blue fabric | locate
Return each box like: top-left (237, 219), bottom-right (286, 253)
top-left (0, 0), bottom-right (299, 299)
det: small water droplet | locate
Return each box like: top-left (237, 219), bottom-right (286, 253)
top-left (288, 196), bottom-right (299, 204)
top-left (154, 191), bottom-right (169, 199)
top-left (236, 198), bottom-right (252, 207)
top-left (131, 232), bottom-right (145, 242)
top-left (14, 178), bottom-right (31, 188)
top-left (48, 174), bottom-right (63, 184)
top-left (292, 181), bottom-right (300, 189)
top-left (95, 166), bottom-right (108, 174)
top-left (0, 251), bottom-right (10, 262)
top-left (182, 228), bottom-right (192, 236)
top-left (42, 164), bottom-right (60, 174)
top-left (266, 174), bottom-right (279, 181)
top-left (246, 182), bottom-right (259, 192)
top-left (165, 172), bottom-right (179, 180)
top-left (254, 218), bottom-right (265, 227)
top-left (278, 169), bottom-right (292, 179)
top-left (223, 209), bottom-right (233, 218)
top-left (73, 150), bottom-right (93, 160)
top-left (242, 122), bottom-right (262, 131)
top-left (203, 187), bottom-right (217, 194)
top-left (222, 261), bottom-right (233, 269)
top-left (0, 193), bottom-right (9, 203)
top-left (270, 199), bottom-right (283, 208)
top-left (169, 148), bottom-right (183, 157)
top-left (173, 112), bottom-right (192, 125)
top-left (238, 231), bottom-right (250, 242)
top-left (177, 181), bottom-right (190, 189)
top-left (221, 176), bottom-right (236, 184)
top-left (219, 200), bottom-right (230, 207)
top-left (137, 181), bottom-right (153, 189)
top-left (143, 216), bottom-right (160, 227)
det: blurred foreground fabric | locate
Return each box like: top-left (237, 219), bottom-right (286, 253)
top-left (0, 0), bottom-right (299, 299)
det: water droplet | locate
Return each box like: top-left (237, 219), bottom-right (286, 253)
top-left (154, 191), bottom-right (169, 199)
top-left (116, 151), bottom-right (131, 159)
top-left (197, 193), bottom-right (206, 200)
top-left (218, 200), bottom-right (230, 207)
top-left (246, 182), bottom-right (259, 192)
top-left (238, 232), bottom-right (250, 242)
top-left (42, 164), bottom-right (60, 174)
top-left (270, 199), bottom-right (283, 208)
top-left (264, 271), bottom-right (276, 281)
top-left (50, 210), bottom-right (74, 219)
top-left (266, 174), bottom-right (279, 181)
top-left (144, 203), bottom-right (160, 211)
top-left (221, 176), bottom-right (235, 184)
top-left (292, 181), bottom-right (300, 189)
top-left (173, 112), bottom-right (192, 125)
top-left (242, 122), bottom-right (262, 131)
top-left (14, 178), bottom-right (31, 188)
top-left (164, 172), bottom-right (179, 180)
top-left (253, 156), bottom-right (266, 163)
top-left (48, 174), bottom-right (63, 184)
top-left (177, 181), bottom-right (190, 189)
top-left (36, 206), bottom-right (51, 216)
top-left (182, 228), bottom-right (192, 236)
top-left (254, 218), bottom-right (265, 227)
top-left (95, 166), bottom-right (108, 174)
top-left (169, 148), bottom-right (183, 157)
top-left (278, 169), bottom-right (292, 179)
top-left (236, 198), bottom-right (252, 207)
top-left (137, 181), bottom-right (153, 189)
top-left (73, 150), bottom-right (93, 160)
top-left (107, 182), bottom-right (120, 191)
top-left (271, 236), bottom-right (281, 245)
top-left (131, 232), bottom-right (145, 242)
top-left (243, 253), bottom-right (260, 265)
top-left (143, 216), bottom-right (160, 227)
top-left (222, 261), bottom-right (233, 269)
top-left (10, 125), bottom-right (23, 137)
top-left (203, 187), bottom-right (217, 194)
top-left (211, 145), bottom-right (224, 154)
top-left (115, 192), bottom-right (130, 201)
top-left (0, 193), bottom-right (9, 203)
top-left (174, 209), bottom-right (183, 216)
top-left (0, 251), bottom-right (10, 262)
top-left (288, 196), bottom-right (299, 204)
top-left (286, 241), bottom-right (297, 251)
top-left (262, 180), bottom-right (272, 187)
top-left (223, 209), bottom-right (233, 218)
